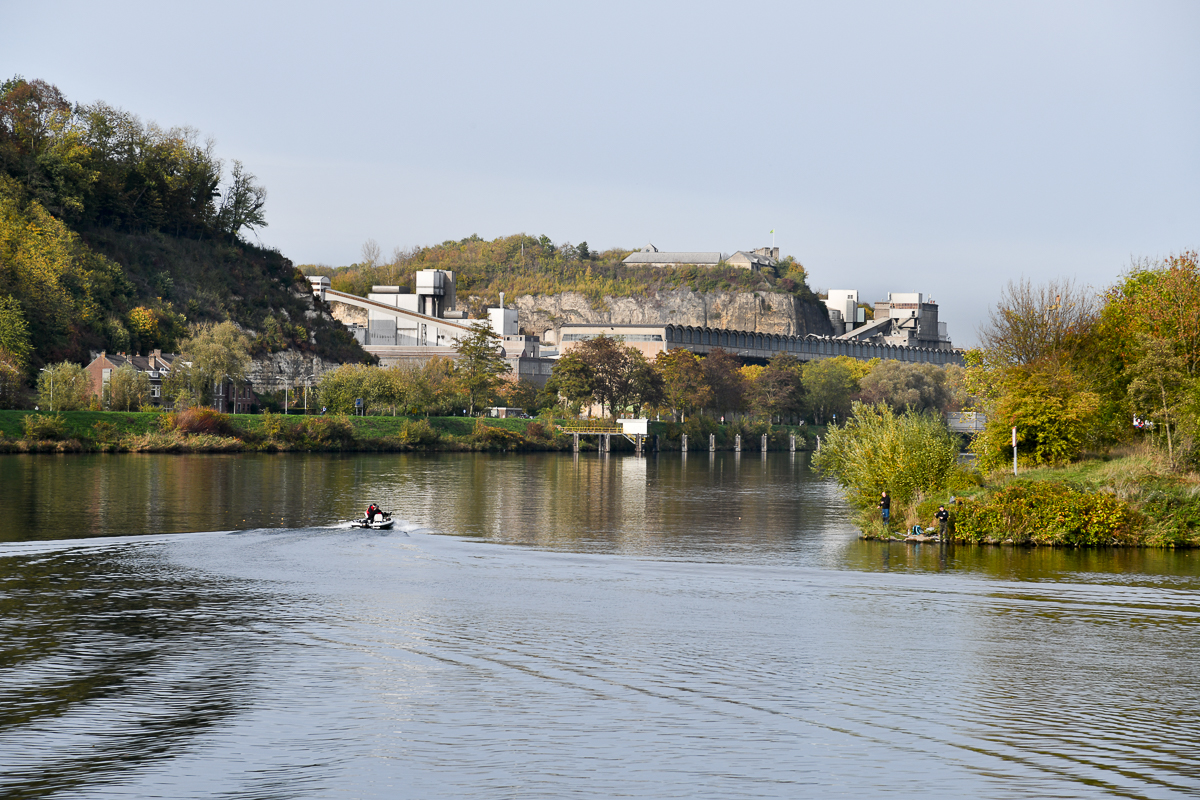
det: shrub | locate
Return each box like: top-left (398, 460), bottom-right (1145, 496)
top-left (302, 415), bottom-right (355, 446)
top-left (398, 418), bottom-right (440, 447)
top-left (22, 413), bottom-right (66, 440)
top-left (814, 402), bottom-right (960, 511)
top-left (165, 407), bottom-right (235, 437)
top-left (92, 421), bottom-right (119, 443)
top-left (525, 421), bottom-right (546, 439)
top-left (953, 480), bottom-right (1138, 546)
top-left (472, 418), bottom-right (525, 449)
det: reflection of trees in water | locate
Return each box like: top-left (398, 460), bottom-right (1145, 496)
top-left (0, 546), bottom-right (272, 799)
top-left (843, 540), bottom-right (1200, 580)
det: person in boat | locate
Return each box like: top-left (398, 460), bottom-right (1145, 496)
top-left (366, 503), bottom-right (382, 522)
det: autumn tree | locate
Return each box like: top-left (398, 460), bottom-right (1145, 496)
top-left (747, 353), bottom-right (804, 421)
top-left (701, 348), bottom-right (747, 416)
top-left (655, 349), bottom-right (711, 421)
top-left (979, 277), bottom-right (1098, 368)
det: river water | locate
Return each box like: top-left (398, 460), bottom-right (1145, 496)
top-left (1, 452), bottom-right (1197, 799)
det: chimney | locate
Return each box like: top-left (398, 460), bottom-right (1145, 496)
top-left (499, 291), bottom-right (505, 308)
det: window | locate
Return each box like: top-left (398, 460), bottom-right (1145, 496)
top-left (561, 333), bottom-right (663, 342)
top-left (151, 386), bottom-right (161, 398)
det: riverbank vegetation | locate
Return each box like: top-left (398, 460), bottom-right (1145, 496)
top-left (816, 251), bottom-right (1200, 548)
top-left (0, 409), bottom-right (808, 454)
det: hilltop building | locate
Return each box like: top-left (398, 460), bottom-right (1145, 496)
top-left (621, 243), bottom-right (779, 271)
top-left (621, 244), bottom-right (721, 268)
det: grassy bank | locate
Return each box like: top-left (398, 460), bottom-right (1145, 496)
top-left (0, 410), bottom-right (813, 455)
top-left (860, 449), bottom-right (1200, 548)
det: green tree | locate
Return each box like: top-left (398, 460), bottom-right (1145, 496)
top-left (1126, 335), bottom-right (1190, 466)
top-left (105, 362), bottom-right (150, 411)
top-left (36, 360), bottom-right (91, 410)
top-left (0, 293), bottom-right (32, 371)
top-left (318, 363), bottom-right (371, 414)
top-left (454, 322), bottom-right (511, 415)
top-left (972, 361), bottom-right (1101, 470)
top-left (0, 347), bottom-right (22, 408)
top-left (613, 349), bottom-right (664, 416)
top-left (858, 361), bottom-right (953, 414)
top-left (802, 356), bottom-right (863, 424)
top-left (655, 349), bottom-right (711, 421)
top-left (177, 321), bottom-right (253, 406)
top-left (215, 160), bottom-right (267, 237)
top-left (545, 351), bottom-right (594, 414)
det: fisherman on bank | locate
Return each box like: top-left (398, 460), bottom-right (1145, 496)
top-left (934, 504), bottom-right (950, 538)
top-left (880, 491), bottom-right (891, 523)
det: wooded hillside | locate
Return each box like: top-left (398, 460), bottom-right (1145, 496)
top-left (0, 76), bottom-right (366, 376)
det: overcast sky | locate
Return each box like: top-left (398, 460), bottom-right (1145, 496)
top-left (5, 0), bottom-right (1197, 346)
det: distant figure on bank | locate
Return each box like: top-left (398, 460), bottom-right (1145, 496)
top-left (880, 491), bottom-right (890, 523)
top-left (934, 504), bottom-right (949, 537)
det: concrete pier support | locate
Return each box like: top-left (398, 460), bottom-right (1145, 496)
top-left (573, 433), bottom-right (580, 452)
top-left (655, 434), bottom-right (660, 452)
top-left (709, 433), bottom-right (716, 452)
top-left (761, 433), bottom-right (768, 451)
top-left (681, 434), bottom-right (688, 453)
top-left (635, 434), bottom-right (643, 454)
top-left (790, 433), bottom-right (796, 452)
top-left (735, 434), bottom-right (741, 452)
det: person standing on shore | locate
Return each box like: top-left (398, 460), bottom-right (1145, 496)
top-left (934, 504), bottom-right (949, 537)
top-left (880, 491), bottom-right (891, 524)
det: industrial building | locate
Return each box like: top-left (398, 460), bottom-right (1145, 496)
top-left (823, 290), bottom-right (954, 350)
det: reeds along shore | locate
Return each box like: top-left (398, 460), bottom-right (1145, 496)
top-left (0, 410), bottom-right (812, 455)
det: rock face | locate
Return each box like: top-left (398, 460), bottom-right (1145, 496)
top-left (513, 289), bottom-right (833, 343)
top-left (248, 351), bottom-right (345, 394)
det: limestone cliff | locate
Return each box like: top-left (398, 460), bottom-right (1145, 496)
top-left (248, 351), bottom-right (346, 394)
top-left (511, 289), bottom-right (833, 343)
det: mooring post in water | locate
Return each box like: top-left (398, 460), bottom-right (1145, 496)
top-left (761, 433), bottom-right (768, 451)
top-left (709, 433), bottom-right (715, 452)
top-left (735, 434), bottom-right (741, 452)
top-left (682, 433), bottom-right (688, 453)
top-left (573, 433), bottom-right (579, 453)
top-left (635, 434), bottom-right (642, 455)
top-left (816, 435), bottom-right (821, 452)
top-left (790, 433), bottom-right (796, 452)
top-left (655, 434), bottom-right (660, 452)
